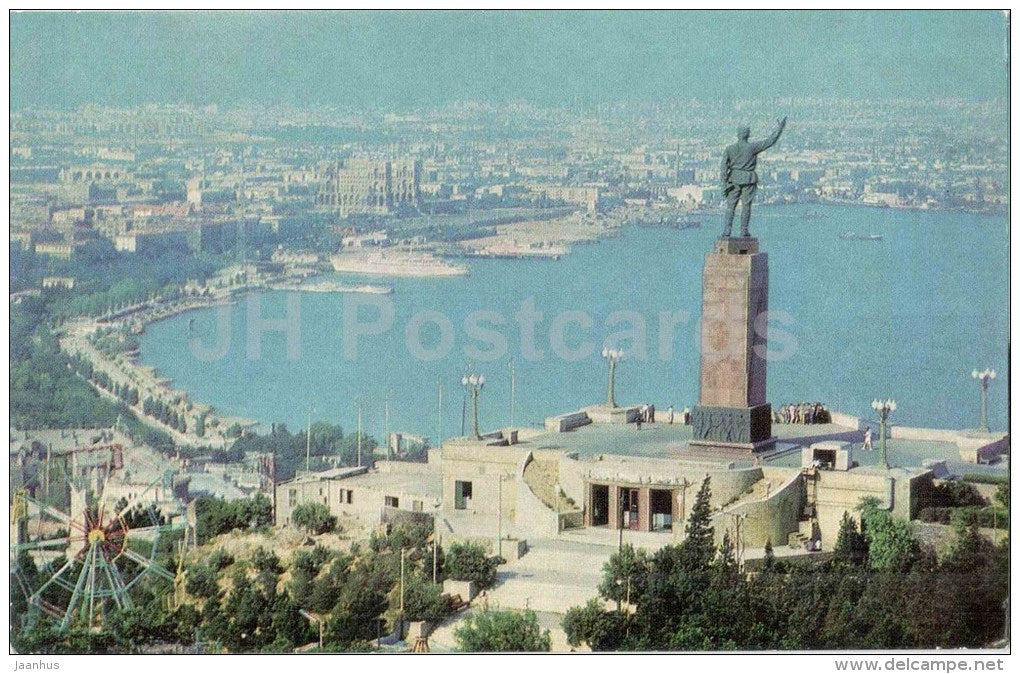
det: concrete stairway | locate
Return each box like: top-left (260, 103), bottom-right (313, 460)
top-left (484, 537), bottom-right (613, 614)
top-left (788, 519), bottom-right (815, 550)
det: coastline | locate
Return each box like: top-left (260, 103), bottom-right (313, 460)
top-left (69, 202), bottom-right (1007, 446)
top-left (60, 288), bottom-right (259, 449)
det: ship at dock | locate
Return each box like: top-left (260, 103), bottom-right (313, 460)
top-left (838, 232), bottom-right (884, 241)
top-left (272, 280), bottom-right (394, 295)
top-left (330, 250), bottom-right (469, 278)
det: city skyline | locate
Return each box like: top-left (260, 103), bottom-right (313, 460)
top-left (10, 10), bottom-right (1009, 110)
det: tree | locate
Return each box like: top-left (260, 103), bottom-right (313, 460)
top-left (994, 482), bottom-right (1009, 510)
top-left (858, 499), bottom-right (920, 571)
top-left (306, 554), bottom-right (354, 614)
top-left (251, 547), bottom-right (284, 575)
top-left (454, 610), bottom-right (551, 652)
top-left (186, 564), bottom-right (220, 598)
top-left (291, 502), bottom-right (337, 535)
top-left (562, 598), bottom-right (628, 651)
top-left (397, 572), bottom-right (451, 623)
top-left (833, 511), bottom-right (868, 566)
top-left (104, 603), bottom-right (165, 651)
top-left (683, 476), bottom-right (716, 568)
top-left (598, 543), bottom-right (650, 608)
top-left (443, 542), bottom-right (501, 589)
top-left (761, 539), bottom-right (777, 572)
top-left (324, 582), bottom-right (388, 649)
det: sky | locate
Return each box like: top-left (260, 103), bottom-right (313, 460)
top-left (9, 10), bottom-right (1009, 110)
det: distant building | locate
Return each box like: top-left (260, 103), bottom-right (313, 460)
top-left (10, 232), bottom-right (33, 250)
top-left (530, 185), bottom-right (602, 212)
top-left (316, 158), bottom-right (420, 217)
top-left (60, 165), bottom-right (133, 184)
top-left (41, 276), bottom-right (75, 290)
top-left (114, 229), bottom-right (188, 254)
top-left (34, 241), bottom-right (75, 260)
top-left (341, 229), bottom-right (389, 248)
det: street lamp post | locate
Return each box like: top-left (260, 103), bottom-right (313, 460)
top-left (971, 368), bottom-right (996, 433)
top-left (305, 404), bottom-right (315, 473)
top-left (602, 348), bottom-right (623, 408)
top-left (871, 399), bottom-right (897, 470)
top-left (356, 398), bottom-right (363, 467)
top-left (462, 374), bottom-right (486, 440)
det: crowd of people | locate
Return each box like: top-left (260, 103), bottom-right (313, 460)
top-left (774, 402), bottom-right (830, 425)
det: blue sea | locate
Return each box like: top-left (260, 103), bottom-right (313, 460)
top-left (139, 204), bottom-right (1009, 441)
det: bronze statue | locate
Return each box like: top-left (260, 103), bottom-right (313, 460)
top-left (720, 117), bottom-right (787, 238)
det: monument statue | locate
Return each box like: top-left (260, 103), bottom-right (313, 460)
top-left (720, 117), bottom-right (787, 238)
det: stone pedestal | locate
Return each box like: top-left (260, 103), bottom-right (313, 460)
top-left (689, 237), bottom-right (774, 454)
top-left (584, 404), bottom-right (640, 424)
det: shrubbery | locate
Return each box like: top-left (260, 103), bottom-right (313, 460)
top-left (442, 542), bottom-right (501, 590)
top-left (455, 609), bottom-right (551, 652)
top-left (291, 502), bottom-right (337, 535)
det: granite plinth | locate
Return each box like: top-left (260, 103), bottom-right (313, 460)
top-left (698, 246), bottom-right (769, 408)
top-left (690, 403), bottom-right (773, 445)
top-left (686, 437), bottom-right (778, 457)
top-left (691, 236), bottom-right (773, 456)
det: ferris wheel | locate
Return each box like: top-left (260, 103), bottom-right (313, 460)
top-left (11, 442), bottom-right (179, 631)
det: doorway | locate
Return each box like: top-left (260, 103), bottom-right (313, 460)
top-left (621, 487), bottom-right (640, 530)
top-left (650, 489), bottom-right (674, 531)
top-left (591, 484), bottom-right (609, 526)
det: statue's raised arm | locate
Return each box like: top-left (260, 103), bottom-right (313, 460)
top-left (752, 117), bottom-right (787, 154)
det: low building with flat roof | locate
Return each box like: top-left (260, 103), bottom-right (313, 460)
top-left (275, 461), bottom-right (441, 530)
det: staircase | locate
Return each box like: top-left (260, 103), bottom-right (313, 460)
top-left (790, 469), bottom-right (818, 550)
top-left (787, 519), bottom-right (815, 550)
top-left (484, 537), bottom-right (611, 614)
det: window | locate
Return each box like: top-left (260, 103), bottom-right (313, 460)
top-left (455, 481), bottom-right (473, 510)
top-left (385, 496), bottom-right (399, 508)
top-left (340, 489), bottom-right (353, 504)
top-left (289, 488), bottom-right (297, 505)
top-left (413, 500), bottom-right (423, 512)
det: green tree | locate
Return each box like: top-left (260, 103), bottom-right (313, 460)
top-left (291, 502), bottom-right (337, 535)
top-left (443, 542), bottom-right (501, 589)
top-left (397, 572), bottom-right (451, 623)
top-left (251, 547), bottom-right (284, 575)
top-left (994, 482), bottom-right (1008, 510)
top-left (683, 476), bottom-right (716, 568)
top-left (562, 598), bottom-right (628, 651)
top-left (597, 543), bottom-right (650, 608)
top-left (858, 499), bottom-right (920, 571)
top-left (186, 563), bottom-right (220, 598)
top-left (324, 582), bottom-right (388, 649)
top-left (833, 511), bottom-right (868, 566)
top-left (455, 609), bottom-right (551, 652)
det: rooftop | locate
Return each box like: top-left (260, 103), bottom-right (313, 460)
top-left (338, 466), bottom-right (442, 499)
top-left (494, 416), bottom-right (1008, 478)
top-left (519, 419), bottom-right (856, 462)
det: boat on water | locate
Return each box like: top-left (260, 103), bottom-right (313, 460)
top-left (330, 251), bottom-right (469, 278)
top-left (838, 232), bottom-right (884, 241)
top-left (459, 243), bottom-right (569, 260)
top-left (272, 280), bottom-right (394, 295)
top-left (304, 282), bottom-right (393, 295)
top-left (635, 217), bottom-right (701, 230)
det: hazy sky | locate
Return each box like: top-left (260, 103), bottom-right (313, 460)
top-left (10, 10), bottom-right (1009, 109)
